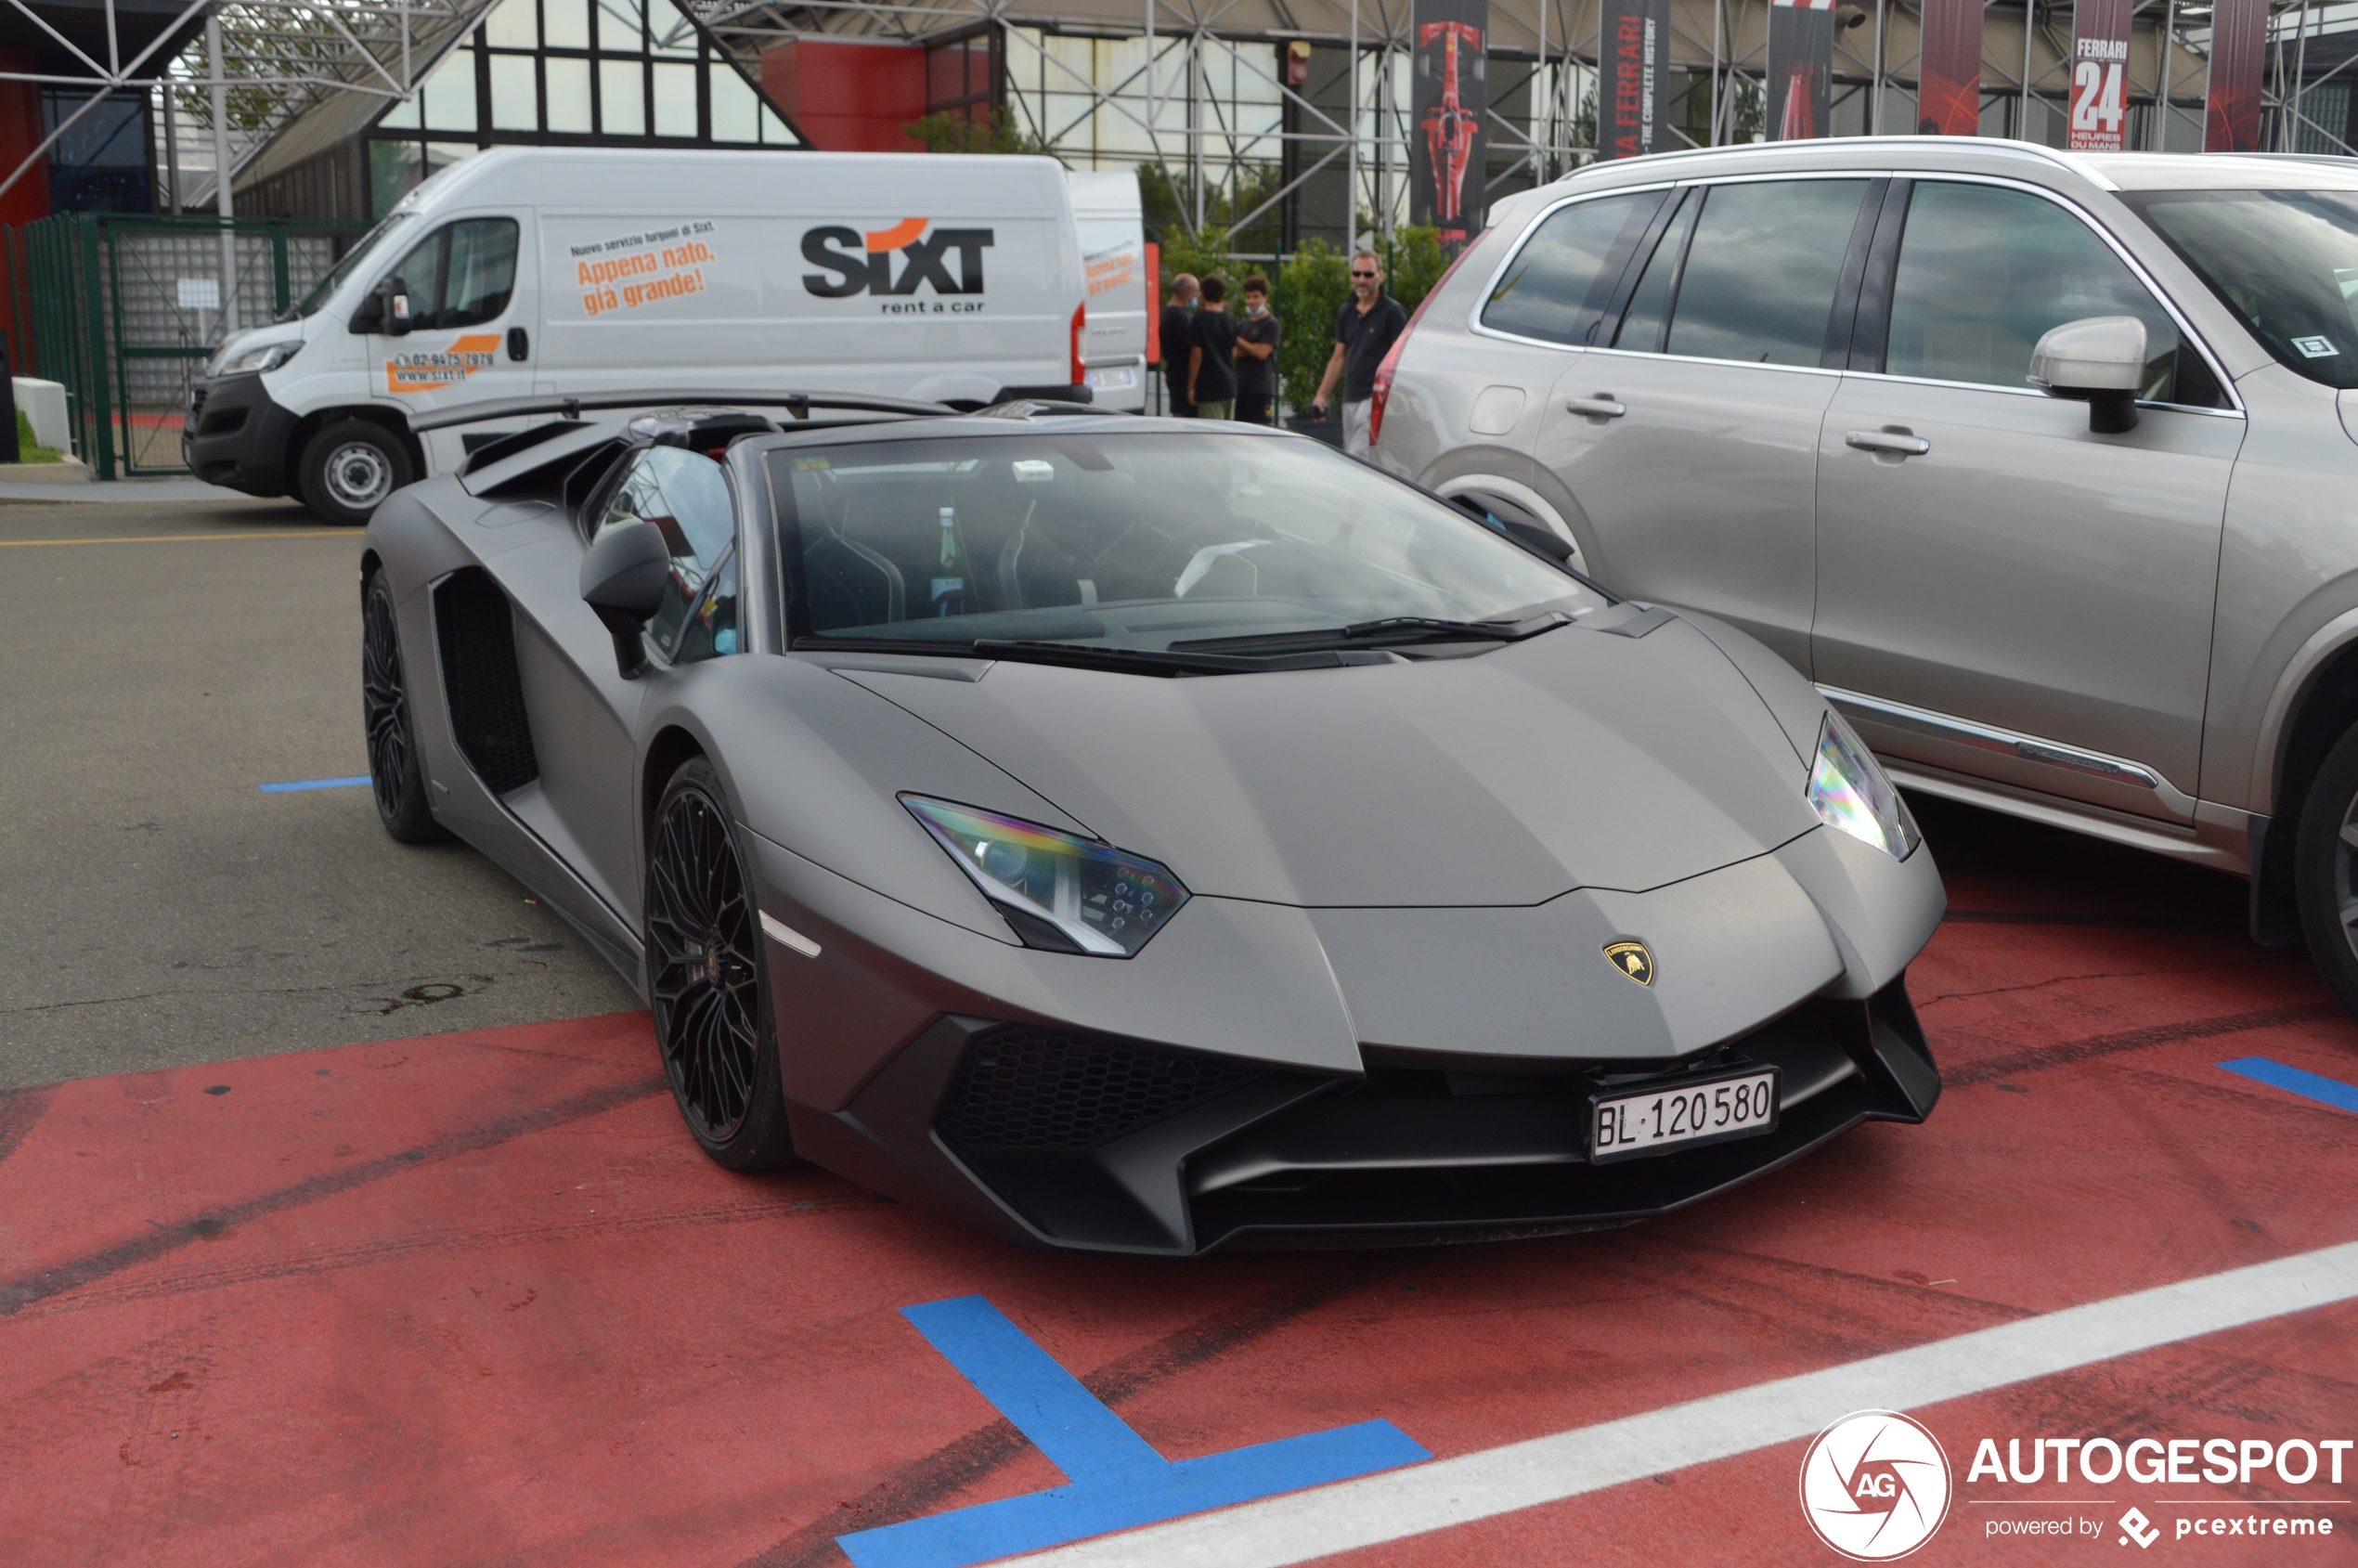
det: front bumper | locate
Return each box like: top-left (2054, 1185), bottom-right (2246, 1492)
top-left (787, 976), bottom-right (1939, 1256)
top-left (183, 373), bottom-right (300, 496)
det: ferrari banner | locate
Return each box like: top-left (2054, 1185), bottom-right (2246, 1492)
top-left (1768, 0), bottom-right (1835, 141)
top-left (2066, 0), bottom-right (2133, 151)
top-left (1410, 0), bottom-right (1488, 251)
top-left (2205, 0), bottom-right (2266, 151)
top-left (1917, 0), bottom-right (1984, 136)
top-left (1598, 0), bottom-right (1674, 160)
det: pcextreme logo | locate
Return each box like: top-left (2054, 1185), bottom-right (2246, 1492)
top-left (1799, 1410), bottom-right (1955, 1561)
top-left (384, 333), bottom-right (501, 395)
top-left (800, 218), bottom-right (992, 306)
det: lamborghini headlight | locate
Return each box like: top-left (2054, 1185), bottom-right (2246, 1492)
top-left (901, 795), bottom-right (1188, 957)
top-left (210, 339), bottom-right (301, 377)
top-left (1807, 711), bottom-right (1920, 860)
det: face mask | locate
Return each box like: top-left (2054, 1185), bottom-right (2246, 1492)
top-left (1246, 301), bottom-right (1266, 316)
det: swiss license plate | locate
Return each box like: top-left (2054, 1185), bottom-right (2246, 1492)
top-left (1590, 1067), bottom-right (1781, 1164)
top-left (1087, 365), bottom-right (1138, 390)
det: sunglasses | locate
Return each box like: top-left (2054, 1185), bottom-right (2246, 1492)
top-left (1350, 269), bottom-right (1379, 278)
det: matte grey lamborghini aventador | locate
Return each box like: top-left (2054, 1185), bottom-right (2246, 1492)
top-left (358, 395), bottom-right (1946, 1255)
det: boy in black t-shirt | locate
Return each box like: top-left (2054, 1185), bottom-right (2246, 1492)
top-left (1187, 275), bottom-right (1238, 421)
top-left (1233, 274), bottom-right (1282, 425)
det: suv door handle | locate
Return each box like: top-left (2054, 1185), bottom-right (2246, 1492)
top-left (1846, 427), bottom-right (1930, 456)
top-left (1564, 394), bottom-right (1626, 418)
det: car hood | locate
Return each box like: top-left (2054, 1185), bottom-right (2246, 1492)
top-left (831, 616), bottom-right (1822, 907)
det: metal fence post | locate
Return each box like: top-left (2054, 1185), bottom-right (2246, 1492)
top-left (271, 222), bottom-right (291, 317)
top-left (82, 215), bottom-right (114, 481)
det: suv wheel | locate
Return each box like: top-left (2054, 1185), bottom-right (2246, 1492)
top-left (2292, 722), bottom-right (2358, 1020)
top-left (299, 419), bottom-right (412, 525)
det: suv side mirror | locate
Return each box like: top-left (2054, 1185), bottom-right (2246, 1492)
top-left (369, 275), bottom-right (415, 338)
top-left (2028, 315), bottom-right (2146, 434)
top-left (580, 521), bottom-right (671, 678)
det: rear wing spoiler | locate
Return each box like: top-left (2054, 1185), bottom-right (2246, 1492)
top-left (410, 390), bottom-right (953, 433)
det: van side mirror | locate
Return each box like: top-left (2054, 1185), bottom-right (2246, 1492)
top-left (368, 275), bottom-right (415, 338)
top-left (2028, 315), bottom-right (2146, 434)
top-left (579, 521), bottom-right (671, 678)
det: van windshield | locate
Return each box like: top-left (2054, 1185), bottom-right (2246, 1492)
top-left (292, 212), bottom-right (416, 318)
top-left (2125, 188), bottom-right (2358, 388)
top-left (771, 430), bottom-right (1602, 663)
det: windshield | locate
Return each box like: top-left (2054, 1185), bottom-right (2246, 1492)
top-left (293, 212), bottom-right (416, 317)
top-left (771, 431), bottom-right (1602, 658)
top-left (2126, 188), bottom-right (2358, 388)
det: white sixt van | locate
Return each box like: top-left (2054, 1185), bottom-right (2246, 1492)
top-left (187, 146), bottom-right (1090, 524)
top-left (1067, 169), bottom-right (1147, 412)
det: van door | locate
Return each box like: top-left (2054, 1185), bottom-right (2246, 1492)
top-left (367, 213), bottom-right (538, 472)
top-left (1812, 178), bottom-right (2242, 820)
top-left (1531, 176), bottom-right (1880, 673)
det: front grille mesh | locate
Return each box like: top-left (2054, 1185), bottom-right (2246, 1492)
top-left (936, 1027), bottom-right (1265, 1152)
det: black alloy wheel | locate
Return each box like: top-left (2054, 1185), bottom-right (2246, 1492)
top-left (362, 571), bottom-right (447, 844)
top-left (2294, 722), bottom-right (2358, 1025)
top-left (646, 758), bottom-right (797, 1169)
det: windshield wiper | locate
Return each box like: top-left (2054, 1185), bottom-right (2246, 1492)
top-left (970, 639), bottom-right (1350, 676)
top-left (1171, 610), bottom-right (1571, 654)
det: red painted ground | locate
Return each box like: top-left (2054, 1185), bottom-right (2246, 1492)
top-left (1, 803), bottom-right (2353, 1567)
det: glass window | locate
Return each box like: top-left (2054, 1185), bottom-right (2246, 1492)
top-left (673, 548), bottom-right (740, 661)
top-left (421, 46), bottom-right (477, 132)
top-left (489, 53), bottom-right (538, 130)
top-left (441, 218), bottom-right (519, 326)
top-left (773, 432), bottom-right (1604, 649)
top-left (600, 59), bottom-right (644, 135)
top-left (596, 0), bottom-right (644, 53)
top-left (1891, 182), bottom-right (2185, 401)
top-left (299, 211), bottom-right (414, 314)
top-left (546, 55), bottom-right (592, 133)
top-left (2126, 188), bottom-right (2358, 392)
top-left (544, 0), bottom-right (590, 50)
top-left (1612, 190), bottom-right (1695, 352)
top-left (653, 60), bottom-right (696, 136)
top-left (710, 63), bottom-right (759, 143)
top-left (380, 90), bottom-right (422, 131)
top-left (1482, 190), bottom-right (1666, 345)
top-left (1664, 179), bottom-right (1869, 365)
top-left (484, 0), bottom-right (537, 49)
top-left (759, 103), bottom-right (794, 145)
top-left (648, 0), bottom-right (697, 56)
top-left (384, 226), bottom-right (447, 325)
top-left (594, 447), bottom-right (737, 652)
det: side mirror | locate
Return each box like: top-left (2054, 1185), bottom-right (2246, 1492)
top-left (372, 275), bottom-right (415, 338)
top-left (2028, 315), bottom-right (2146, 434)
top-left (1451, 492), bottom-right (1577, 566)
top-left (580, 521), bottom-right (671, 678)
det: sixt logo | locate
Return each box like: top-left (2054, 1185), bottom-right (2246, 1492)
top-left (801, 218), bottom-right (992, 298)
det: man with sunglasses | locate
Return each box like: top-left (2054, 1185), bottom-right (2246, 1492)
top-left (1310, 251), bottom-right (1408, 457)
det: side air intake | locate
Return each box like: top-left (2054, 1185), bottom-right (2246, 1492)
top-left (433, 568), bottom-right (539, 795)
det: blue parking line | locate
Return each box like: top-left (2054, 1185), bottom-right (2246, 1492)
top-left (836, 1295), bottom-right (1429, 1568)
top-left (2218, 1056), bottom-right (2358, 1115)
top-left (258, 775), bottom-right (371, 793)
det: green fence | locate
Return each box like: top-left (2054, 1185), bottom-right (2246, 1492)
top-left (13, 213), bottom-right (370, 479)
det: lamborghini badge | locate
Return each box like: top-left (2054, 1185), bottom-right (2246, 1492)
top-left (1603, 940), bottom-right (1654, 987)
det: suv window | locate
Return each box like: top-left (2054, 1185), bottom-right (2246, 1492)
top-left (592, 446), bottom-right (736, 653)
top-left (1482, 190), bottom-right (1667, 345)
top-left (381, 217), bottom-right (519, 330)
top-left (1654, 179), bottom-right (1871, 365)
top-left (1885, 182), bottom-right (2211, 404)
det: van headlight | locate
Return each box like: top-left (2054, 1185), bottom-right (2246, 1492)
top-left (901, 795), bottom-right (1187, 956)
top-left (1807, 711), bottom-right (1920, 860)
top-left (211, 340), bottom-right (301, 377)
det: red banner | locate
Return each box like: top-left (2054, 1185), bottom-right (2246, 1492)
top-left (2206, 0), bottom-right (2267, 152)
top-left (1599, 0), bottom-right (1674, 159)
top-left (2066, 0), bottom-right (2132, 150)
top-left (1917, 0), bottom-right (1984, 136)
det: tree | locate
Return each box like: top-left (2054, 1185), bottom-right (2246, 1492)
top-left (1276, 239), bottom-right (1348, 416)
top-left (904, 107), bottom-right (1059, 158)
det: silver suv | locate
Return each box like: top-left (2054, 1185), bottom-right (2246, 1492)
top-left (1377, 138), bottom-right (2358, 1017)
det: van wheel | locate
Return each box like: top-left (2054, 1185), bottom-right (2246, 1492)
top-left (2292, 723), bottom-right (2358, 1023)
top-left (299, 420), bottom-right (412, 525)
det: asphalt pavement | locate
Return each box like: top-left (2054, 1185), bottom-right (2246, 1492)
top-left (0, 498), bottom-right (639, 1089)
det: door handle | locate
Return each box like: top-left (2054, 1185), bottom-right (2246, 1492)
top-left (507, 326), bottom-right (529, 362)
top-left (1845, 427), bottom-right (1930, 456)
top-left (1564, 394), bottom-right (1626, 418)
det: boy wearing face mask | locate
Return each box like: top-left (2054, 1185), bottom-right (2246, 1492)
top-left (1233, 275), bottom-right (1282, 426)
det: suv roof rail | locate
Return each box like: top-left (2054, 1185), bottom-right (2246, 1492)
top-left (411, 389), bottom-right (952, 433)
top-left (1554, 136), bottom-right (2118, 191)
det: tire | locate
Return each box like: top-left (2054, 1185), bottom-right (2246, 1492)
top-left (361, 570), bottom-right (449, 845)
top-left (2294, 722), bottom-right (2358, 1022)
top-left (299, 419), bottom-right (413, 525)
top-left (646, 758), bottom-right (797, 1169)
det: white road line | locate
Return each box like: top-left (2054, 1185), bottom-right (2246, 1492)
top-left (995, 1240), bottom-right (2358, 1568)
